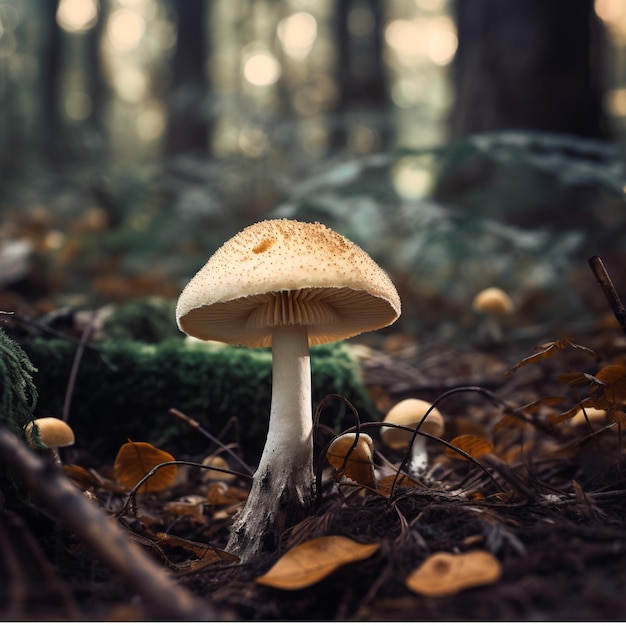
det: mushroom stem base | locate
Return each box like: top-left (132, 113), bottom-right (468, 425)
top-left (226, 461), bottom-right (314, 560)
top-left (225, 324), bottom-right (315, 561)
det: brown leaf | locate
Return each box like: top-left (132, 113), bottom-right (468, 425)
top-left (376, 473), bottom-right (421, 497)
top-left (255, 536), bottom-right (380, 590)
top-left (113, 441), bottom-right (178, 494)
top-left (557, 372), bottom-right (590, 387)
top-left (62, 464), bottom-right (128, 494)
top-left (550, 402), bottom-right (591, 424)
top-left (62, 464), bottom-right (96, 490)
top-left (505, 341), bottom-right (560, 376)
top-left (129, 529), bottom-right (238, 572)
top-left (445, 435), bottom-right (494, 461)
top-left (593, 364), bottom-right (626, 404)
top-left (493, 413), bottom-right (523, 433)
top-left (505, 339), bottom-right (594, 376)
top-left (406, 550), bottom-right (502, 597)
top-left (518, 397), bottom-right (568, 413)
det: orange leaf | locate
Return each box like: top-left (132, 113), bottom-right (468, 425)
top-left (594, 364), bottom-right (626, 403)
top-left (376, 473), bottom-right (421, 497)
top-left (406, 550), bottom-right (502, 597)
top-left (113, 441), bottom-right (178, 493)
top-left (556, 372), bottom-right (590, 387)
top-left (255, 536), bottom-right (380, 590)
top-left (445, 435), bottom-right (494, 461)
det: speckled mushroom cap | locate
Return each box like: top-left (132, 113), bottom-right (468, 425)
top-left (176, 219), bottom-right (401, 347)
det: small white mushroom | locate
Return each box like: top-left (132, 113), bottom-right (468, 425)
top-left (200, 454), bottom-right (234, 483)
top-left (472, 287), bottom-right (515, 345)
top-left (326, 432), bottom-right (376, 488)
top-left (176, 219), bottom-right (401, 560)
top-left (25, 417), bottom-right (75, 465)
top-left (381, 398), bottom-right (444, 476)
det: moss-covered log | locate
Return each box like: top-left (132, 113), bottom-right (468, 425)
top-left (21, 336), bottom-right (377, 464)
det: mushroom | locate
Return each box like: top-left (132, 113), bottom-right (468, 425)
top-left (200, 453), bottom-right (235, 483)
top-left (176, 219), bottom-right (400, 559)
top-left (25, 417), bottom-right (75, 465)
top-left (381, 398), bottom-right (444, 476)
top-left (472, 287), bottom-right (515, 345)
top-left (326, 432), bottom-right (376, 488)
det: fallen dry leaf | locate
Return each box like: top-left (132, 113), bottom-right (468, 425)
top-left (113, 441), bottom-right (178, 494)
top-left (255, 535), bottom-right (380, 590)
top-left (128, 528), bottom-right (238, 572)
top-left (594, 364), bottom-right (626, 403)
top-left (63, 464), bottom-right (128, 493)
top-left (406, 550), bottom-right (502, 597)
top-left (445, 434), bottom-right (494, 461)
top-left (376, 473), bottom-right (421, 497)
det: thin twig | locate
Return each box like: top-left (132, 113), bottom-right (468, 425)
top-left (62, 311), bottom-right (95, 424)
top-left (168, 407), bottom-right (254, 476)
top-left (589, 255), bottom-right (626, 336)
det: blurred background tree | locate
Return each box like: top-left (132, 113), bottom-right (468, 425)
top-left (450, 0), bottom-right (609, 138)
top-left (0, 0), bottom-right (624, 338)
top-left (164, 0), bottom-right (209, 155)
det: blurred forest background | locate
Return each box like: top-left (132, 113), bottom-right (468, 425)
top-left (1, 0), bottom-right (626, 339)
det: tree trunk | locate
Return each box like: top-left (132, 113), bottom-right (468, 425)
top-left (39, 0), bottom-right (63, 161)
top-left (165, 0), bottom-right (210, 155)
top-left (331, 0), bottom-right (388, 150)
top-left (450, 0), bottom-right (609, 139)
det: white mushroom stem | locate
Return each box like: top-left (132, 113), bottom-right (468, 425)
top-left (226, 324), bottom-right (315, 560)
top-left (264, 324), bottom-right (313, 467)
top-left (406, 436), bottom-right (429, 476)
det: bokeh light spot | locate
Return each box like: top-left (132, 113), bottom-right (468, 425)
top-left (278, 12), bottom-right (317, 58)
top-left (107, 8), bottom-right (146, 51)
top-left (57, 0), bottom-right (98, 33)
top-left (242, 46), bottom-right (281, 86)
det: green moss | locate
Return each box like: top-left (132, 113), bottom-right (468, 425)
top-left (22, 336), bottom-right (378, 464)
top-left (101, 297), bottom-right (180, 343)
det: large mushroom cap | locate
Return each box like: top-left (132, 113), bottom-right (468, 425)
top-left (176, 219), bottom-right (401, 347)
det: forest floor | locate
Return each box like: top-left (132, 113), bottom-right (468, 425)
top-left (2, 287), bottom-right (626, 621)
